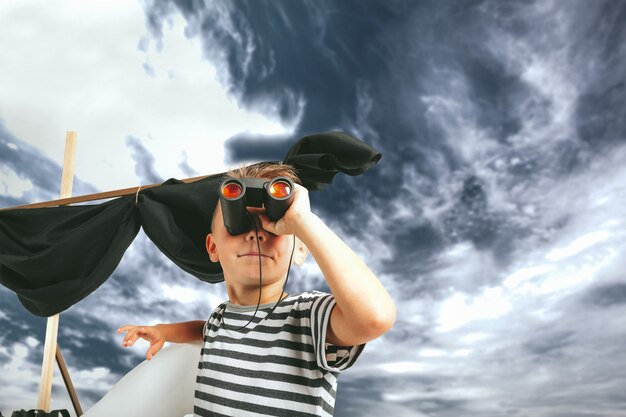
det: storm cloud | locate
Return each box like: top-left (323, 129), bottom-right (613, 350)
top-left (2, 0), bottom-right (626, 415)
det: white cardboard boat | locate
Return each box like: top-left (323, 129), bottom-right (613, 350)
top-left (82, 341), bottom-right (203, 417)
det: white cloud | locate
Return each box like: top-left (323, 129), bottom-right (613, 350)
top-left (546, 231), bottom-right (611, 261)
top-left (419, 348), bottom-right (446, 357)
top-left (161, 284), bottom-right (200, 303)
top-left (24, 336), bottom-right (39, 348)
top-left (0, 340), bottom-right (79, 411)
top-left (73, 366), bottom-right (117, 391)
top-left (0, 165), bottom-right (34, 197)
top-left (459, 332), bottom-right (491, 344)
top-left (378, 361), bottom-right (424, 374)
top-left (0, 0), bottom-right (291, 195)
top-left (436, 287), bottom-right (512, 332)
top-left (503, 264), bottom-right (556, 288)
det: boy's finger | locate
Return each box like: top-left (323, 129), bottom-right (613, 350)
top-left (126, 328), bottom-right (153, 345)
top-left (121, 333), bottom-right (131, 344)
top-left (146, 348), bottom-right (156, 360)
top-left (146, 340), bottom-right (164, 360)
top-left (137, 328), bottom-right (152, 338)
top-left (127, 332), bottom-right (141, 345)
top-left (122, 329), bottom-right (140, 345)
top-left (259, 214), bottom-right (276, 230)
top-left (118, 325), bottom-right (140, 333)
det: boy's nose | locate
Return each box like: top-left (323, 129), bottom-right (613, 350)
top-left (245, 213), bottom-right (266, 241)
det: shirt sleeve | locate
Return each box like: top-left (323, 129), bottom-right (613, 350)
top-left (309, 292), bottom-right (366, 373)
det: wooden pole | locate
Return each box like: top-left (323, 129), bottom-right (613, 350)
top-left (37, 131), bottom-right (77, 411)
top-left (56, 343), bottom-right (83, 415)
top-left (0, 174), bottom-right (213, 211)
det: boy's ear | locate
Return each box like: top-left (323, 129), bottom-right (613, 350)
top-left (293, 238), bottom-right (310, 266)
top-left (205, 233), bottom-right (219, 263)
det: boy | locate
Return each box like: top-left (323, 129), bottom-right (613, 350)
top-left (117, 162), bottom-right (396, 416)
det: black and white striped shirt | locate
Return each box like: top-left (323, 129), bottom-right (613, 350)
top-left (194, 291), bottom-right (365, 417)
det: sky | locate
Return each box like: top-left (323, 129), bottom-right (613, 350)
top-left (1, 0), bottom-right (626, 416)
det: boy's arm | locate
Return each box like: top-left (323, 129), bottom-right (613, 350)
top-left (294, 213), bottom-right (396, 347)
top-left (118, 320), bottom-right (205, 360)
top-left (156, 320), bottom-right (205, 343)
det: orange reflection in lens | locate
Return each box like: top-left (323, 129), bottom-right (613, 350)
top-left (269, 181), bottom-right (291, 198)
top-left (222, 182), bottom-right (242, 199)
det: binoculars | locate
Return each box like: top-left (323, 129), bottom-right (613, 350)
top-left (218, 176), bottom-right (295, 235)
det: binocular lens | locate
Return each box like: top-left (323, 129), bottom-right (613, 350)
top-left (269, 180), bottom-right (291, 199)
top-left (222, 182), bottom-right (243, 199)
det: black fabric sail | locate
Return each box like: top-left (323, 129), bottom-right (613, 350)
top-left (0, 131), bottom-right (382, 317)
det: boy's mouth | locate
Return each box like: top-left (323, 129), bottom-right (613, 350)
top-left (239, 253), bottom-right (270, 258)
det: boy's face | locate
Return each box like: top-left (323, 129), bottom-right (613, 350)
top-left (205, 200), bottom-right (309, 288)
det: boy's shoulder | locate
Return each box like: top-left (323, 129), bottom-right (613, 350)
top-left (287, 289), bottom-right (334, 306)
top-left (292, 289), bottom-right (329, 299)
top-left (283, 290), bottom-right (337, 315)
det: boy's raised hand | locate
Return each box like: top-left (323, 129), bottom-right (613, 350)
top-left (257, 183), bottom-right (312, 236)
top-left (117, 325), bottom-right (165, 361)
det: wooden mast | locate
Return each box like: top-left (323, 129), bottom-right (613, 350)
top-left (37, 131), bottom-right (77, 410)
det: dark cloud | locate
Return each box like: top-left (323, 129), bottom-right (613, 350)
top-left (223, 132), bottom-right (292, 163)
top-left (381, 223), bottom-right (444, 277)
top-left (143, 1), bottom-right (410, 132)
top-left (383, 320), bottom-right (432, 346)
top-left (178, 151), bottom-right (199, 177)
top-left (336, 373), bottom-right (469, 416)
top-left (442, 175), bottom-right (497, 247)
top-left (0, 194), bottom-right (26, 209)
top-left (459, 54), bottom-right (526, 144)
top-left (522, 329), bottom-right (576, 359)
top-left (53, 307), bottom-right (132, 374)
top-left (571, 2), bottom-right (626, 148)
top-left (140, 0), bottom-right (418, 172)
top-left (0, 286), bottom-right (120, 407)
top-left (138, 0), bottom-right (613, 268)
top-left (137, 36), bottom-right (149, 52)
top-left (142, 62), bottom-right (156, 77)
top-left (577, 81), bottom-right (626, 146)
top-left (0, 286), bottom-right (45, 343)
top-left (584, 282), bottom-right (626, 308)
top-left (125, 135), bottom-right (164, 184)
top-left (0, 123), bottom-right (62, 196)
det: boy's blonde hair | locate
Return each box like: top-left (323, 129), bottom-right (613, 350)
top-left (225, 162), bottom-right (302, 185)
top-left (210, 162), bottom-right (302, 231)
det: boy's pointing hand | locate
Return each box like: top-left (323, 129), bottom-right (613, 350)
top-left (117, 324), bottom-right (165, 361)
